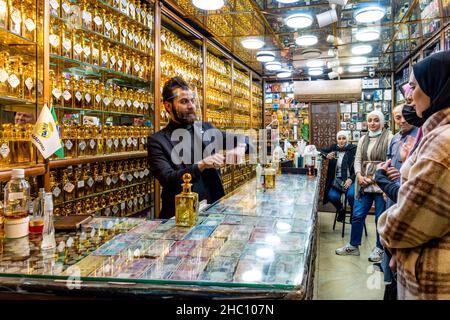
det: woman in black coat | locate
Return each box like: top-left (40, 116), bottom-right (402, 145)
top-left (320, 131), bottom-right (357, 222)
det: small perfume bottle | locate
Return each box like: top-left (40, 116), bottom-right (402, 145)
top-left (49, 170), bottom-right (63, 205)
top-left (0, 124), bottom-right (12, 167)
top-left (175, 173), bottom-right (199, 227)
top-left (41, 193), bottom-right (56, 250)
top-left (0, 0), bottom-right (8, 29)
top-left (75, 164), bottom-right (85, 198)
top-left (63, 166), bottom-right (75, 201)
top-left (29, 188), bottom-right (45, 234)
top-left (77, 124), bottom-right (87, 157)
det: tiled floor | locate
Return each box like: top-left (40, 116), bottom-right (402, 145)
top-left (314, 211), bottom-right (385, 300)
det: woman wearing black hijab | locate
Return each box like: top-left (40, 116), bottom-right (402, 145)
top-left (378, 51), bottom-right (450, 299)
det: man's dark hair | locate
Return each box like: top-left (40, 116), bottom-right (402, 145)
top-left (162, 77), bottom-right (190, 103)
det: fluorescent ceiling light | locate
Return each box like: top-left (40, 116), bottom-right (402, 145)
top-left (308, 68), bottom-right (323, 76)
top-left (349, 65), bottom-right (364, 73)
top-left (285, 13), bottom-right (314, 29)
top-left (295, 35), bottom-right (318, 47)
top-left (192, 0), bottom-right (224, 10)
top-left (306, 59), bottom-right (324, 68)
top-left (329, 0), bottom-right (348, 6)
top-left (350, 56), bottom-right (368, 64)
top-left (326, 35), bottom-right (343, 45)
top-left (265, 61), bottom-right (282, 71)
top-left (328, 48), bottom-right (335, 57)
top-left (316, 9), bottom-right (338, 28)
top-left (277, 69), bottom-right (292, 78)
top-left (352, 44), bottom-right (372, 55)
top-left (327, 59), bottom-right (340, 68)
top-left (355, 28), bottom-right (380, 42)
top-left (354, 6), bottom-right (386, 23)
top-left (241, 38), bottom-right (265, 49)
top-left (256, 51), bottom-right (275, 62)
top-left (276, 0), bottom-right (298, 3)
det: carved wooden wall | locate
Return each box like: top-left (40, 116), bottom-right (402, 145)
top-left (310, 103), bottom-right (339, 205)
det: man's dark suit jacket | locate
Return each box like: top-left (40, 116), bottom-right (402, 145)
top-left (148, 121), bottom-right (243, 219)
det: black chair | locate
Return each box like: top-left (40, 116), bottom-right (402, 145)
top-left (333, 192), bottom-right (368, 238)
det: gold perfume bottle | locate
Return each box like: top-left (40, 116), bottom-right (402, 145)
top-left (49, 19), bottom-right (60, 55)
top-left (77, 124), bottom-right (87, 157)
top-left (75, 164), bottom-right (85, 198)
top-left (22, 0), bottom-right (37, 42)
top-left (72, 29), bottom-right (84, 62)
top-left (23, 62), bottom-right (35, 102)
top-left (83, 81), bottom-right (93, 110)
top-left (62, 76), bottom-right (74, 108)
top-left (93, 6), bottom-right (104, 34)
top-left (92, 39), bottom-right (100, 67)
top-left (93, 83), bottom-right (102, 111)
top-left (74, 78), bottom-right (84, 108)
top-left (102, 162), bottom-right (111, 191)
top-left (100, 41), bottom-right (109, 69)
top-left (8, 57), bottom-right (23, 98)
top-left (112, 126), bottom-right (120, 153)
top-left (92, 163), bottom-right (103, 193)
top-left (61, 0), bottom-right (71, 20)
top-left (102, 84), bottom-right (111, 111)
top-left (81, 0), bottom-right (92, 30)
top-left (103, 12), bottom-right (112, 38)
top-left (103, 126), bottom-right (112, 154)
top-left (83, 35), bottom-right (92, 64)
top-left (0, 52), bottom-right (9, 96)
top-left (63, 166), bottom-right (75, 202)
top-left (96, 125), bottom-right (103, 155)
top-left (50, 70), bottom-right (62, 106)
top-left (8, 0), bottom-right (21, 35)
top-left (263, 165), bottom-right (276, 189)
top-left (0, 124), bottom-right (12, 167)
top-left (61, 123), bottom-right (76, 158)
top-left (0, 0), bottom-right (8, 29)
top-left (49, 171), bottom-right (63, 205)
top-left (175, 173), bottom-right (199, 227)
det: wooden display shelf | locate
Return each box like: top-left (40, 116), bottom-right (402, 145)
top-left (53, 106), bottom-right (148, 117)
top-left (49, 151), bottom-right (147, 168)
top-left (0, 164), bottom-right (46, 182)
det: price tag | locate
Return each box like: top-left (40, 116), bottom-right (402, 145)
top-left (79, 140), bottom-right (87, 151)
top-left (75, 91), bottom-right (83, 101)
top-left (85, 93), bottom-right (92, 103)
top-left (64, 182), bottom-right (75, 193)
top-left (25, 77), bottom-right (34, 91)
top-left (62, 90), bottom-right (72, 101)
top-left (8, 74), bottom-right (20, 88)
top-left (0, 143), bottom-right (10, 158)
top-left (77, 180), bottom-right (85, 188)
top-left (62, 39), bottom-right (72, 51)
top-left (89, 139), bottom-right (96, 149)
top-left (94, 16), bottom-right (102, 26)
top-left (65, 139), bottom-right (73, 150)
top-left (52, 186), bottom-right (61, 198)
top-left (0, 69), bottom-right (8, 83)
top-left (25, 18), bottom-right (36, 32)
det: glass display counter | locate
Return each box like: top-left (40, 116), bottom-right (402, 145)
top-left (0, 174), bottom-right (319, 299)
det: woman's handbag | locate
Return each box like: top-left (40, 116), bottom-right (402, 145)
top-left (332, 177), bottom-right (346, 193)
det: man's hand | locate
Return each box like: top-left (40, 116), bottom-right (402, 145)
top-left (357, 173), bottom-right (372, 187)
top-left (344, 179), bottom-right (352, 190)
top-left (198, 153), bottom-right (225, 172)
top-left (387, 167), bottom-right (400, 181)
top-left (378, 159), bottom-right (391, 172)
top-left (400, 136), bottom-right (415, 162)
top-left (326, 152), bottom-right (335, 160)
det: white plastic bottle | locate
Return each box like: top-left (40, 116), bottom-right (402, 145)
top-left (41, 192), bottom-right (56, 250)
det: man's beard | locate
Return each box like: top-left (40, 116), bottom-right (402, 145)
top-left (172, 105), bottom-right (196, 124)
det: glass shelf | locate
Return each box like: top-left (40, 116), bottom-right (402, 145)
top-left (96, 0), bottom-right (153, 32)
top-left (0, 27), bottom-right (37, 46)
top-left (0, 95), bottom-right (36, 106)
top-left (50, 54), bottom-right (151, 89)
top-left (54, 105), bottom-right (149, 117)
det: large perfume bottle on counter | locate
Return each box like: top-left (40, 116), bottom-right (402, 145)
top-left (3, 169), bottom-right (30, 238)
top-left (175, 173), bottom-right (198, 227)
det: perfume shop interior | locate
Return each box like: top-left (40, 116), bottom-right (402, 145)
top-left (0, 0), bottom-right (449, 300)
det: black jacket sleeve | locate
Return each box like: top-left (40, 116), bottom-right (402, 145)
top-left (147, 134), bottom-right (202, 190)
top-left (374, 169), bottom-right (400, 203)
top-left (319, 145), bottom-right (335, 159)
top-left (348, 146), bottom-right (357, 182)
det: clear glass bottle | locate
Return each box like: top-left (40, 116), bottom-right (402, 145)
top-left (85, 163), bottom-right (94, 195)
top-left (23, 62), bottom-right (35, 102)
top-left (49, 19), bottom-right (60, 56)
top-left (0, 0), bottom-right (8, 29)
top-left (77, 124), bottom-right (87, 157)
top-left (41, 192), bottom-right (56, 250)
top-left (73, 78), bottom-right (84, 108)
top-left (4, 169), bottom-right (29, 220)
top-left (0, 124), bottom-right (12, 167)
top-left (49, 170), bottom-right (63, 205)
top-left (8, 57), bottom-right (23, 98)
top-left (22, 0), bottom-right (37, 42)
top-left (50, 70), bottom-right (62, 106)
top-left (75, 164), bottom-right (84, 198)
top-left (8, 0), bottom-right (21, 35)
top-left (29, 188), bottom-right (44, 234)
top-left (62, 75), bottom-right (73, 108)
top-left (175, 173), bottom-right (198, 227)
top-left (0, 52), bottom-right (9, 96)
top-left (61, 0), bottom-right (71, 20)
top-left (62, 166), bottom-right (75, 201)
top-left (61, 24), bottom-right (72, 58)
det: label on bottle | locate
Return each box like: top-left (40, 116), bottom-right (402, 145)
top-left (79, 140), bottom-right (86, 151)
top-left (106, 139), bottom-right (113, 148)
top-left (127, 99), bottom-right (132, 107)
top-left (25, 77), bottom-right (34, 91)
top-left (127, 173), bottom-right (133, 182)
top-left (8, 74), bottom-right (20, 89)
top-left (84, 46), bottom-right (91, 56)
top-left (114, 99), bottom-right (120, 107)
top-left (96, 175), bottom-right (103, 182)
top-left (8, 192), bottom-right (25, 202)
top-left (52, 88), bottom-right (62, 99)
top-left (147, 41), bottom-right (151, 49)
top-left (117, 59), bottom-right (123, 69)
top-left (141, 10), bottom-right (146, 19)
top-left (65, 139), bottom-right (73, 150)
top-left (128, 200), bottom-right (133, 208)
top-left (105, 21), bottom-right (112, 31)
top-left (11, 8), bottom-right (22, 24)
top-left (62, 2), bottom-right (71, 14)
top-left (133, 100), bottom-right (140, 108)
top-left (134, 64), bottom-right (141, 73)
top-left (106, 176), bottom-right (112, 186)
top-left (50, 0), bottom-right (59, 10)
top-left (62, 38), bottom-right (72, 51)
top-left (145, 194), bottom-right (149, 202)
top-left (105, 207), bottom-right (111, 216)
top-left (128, 32), bottom-right (134, 42)
top-left (0, 143), bottom-right (10, 158)
top-left (64, 182), bottom-right (75, 193)
top-left (74, 43), bottom-right (83, 55)
top-left (141, 38), bottom-right (146, 47)
top-left (49, 34), bottom-right (60, 47)
top-left (144, 103), bottom-right (149, 110)
top-left (113, 26), bottom-right (119, 36)
top-left (89, 139), bottom-right (96, 149)
top-left (133, 138), bottom-right (138, 147)
top-left (92, 48), bottom-right (99, 57)
top-left (141, 137), bottom-right (146, 145)
top-left (120, 99), bottom-right (126, 107)
top-left (139, 197), bottom-right (144, 205)
top-left (77, 180), bottom-right (85, 188)
top-left (121, 29), bottom-right (128, 38)
top-left (94, 16), bottom-right (102, 26)
top-left (0, 69), bottom-right (8, 83)
top-left (112, 206), bottom-right (119, 214)
top-left (120, 173), bottom-right (127, 181)
top-left (112, 175), bottom-right (119, 184)
top-left (121, 202), bottom-right (126, 210)
top-left (82, 11), bottom-right (92, 24)
top-left (102, 53), bottom-right (108, 65)
top-left (132, 198), bottom-right (137, 207)
top-left (95, 94), bottom-right (101, 104)
top-left (121, 0), bottom-right (128, 7)
top-left (87, 177), bottom-right (94, 187)
top-left (52, 186), bottom-right (61, 198)
top-left (75, 91), bottom-right (82, 101)
top-left (139, 102), bottom-right (144, 109)
top-left (63, 90), bottom-right (72, 101)
top-left (102, 97), bottom-right (110, 106)
top-left (134, 35), bottom-right (139, 45)
top-left (129, 3), bottom-right (135, 13)
top-left (133, 171), bottom-right (139, 179)
top-left (127, 137), bottom-right (133, 146)
top-left (110, 55), bottom-right (116, 66)
top-left (114, 139), bottom-right (119, 148)
top-left (144, 169), bottom-right (149, 176)
top-left (138, 171), bottom-right (144, 179)
top-left (85, 93), bottom-right (92, 103)
top-left (25, 18), bottom-right (36, 32)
